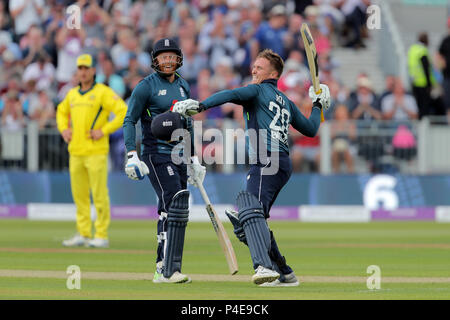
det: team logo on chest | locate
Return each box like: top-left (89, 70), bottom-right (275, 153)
top-left (179, 87), bottom-right (185, 97)
top-left (158, 89), bottom-right (167, 96)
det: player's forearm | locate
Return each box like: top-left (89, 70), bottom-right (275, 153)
top-left (292, 107), bottom-right (321, 137)
top-left (200, 86), bottom-right (257, 110)
top-left (123, 117), bottom-right (137, 153)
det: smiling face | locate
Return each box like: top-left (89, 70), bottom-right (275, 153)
top-left (251, 57), bottom-right (279, 84)
top-left (155, 51), bottom-right (180, 75)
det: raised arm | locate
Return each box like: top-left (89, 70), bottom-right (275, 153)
top-left (200, 85), bottom-right (260, 110)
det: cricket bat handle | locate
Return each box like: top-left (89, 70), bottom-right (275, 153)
top-left (313, 87), bottom-right (325, 122)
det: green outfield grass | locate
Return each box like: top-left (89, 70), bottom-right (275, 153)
top-left (0, 219), bottom-right (449, 300)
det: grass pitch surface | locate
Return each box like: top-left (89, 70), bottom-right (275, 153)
top-left (0, 219), bottom-right (449, 300)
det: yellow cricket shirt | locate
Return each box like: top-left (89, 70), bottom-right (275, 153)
top-left (56, 83), bottom-right (127, 156)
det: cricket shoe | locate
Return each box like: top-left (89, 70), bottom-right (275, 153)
top-left (62, 234), bottom-right (89, 247)
top-left (153, 271), bottom-right (191, 284)
top-left (86, 238), bottom-right (109, 248)
top-left (259, 272), bottom-right (299, 287)
top-left (252, 266), bottom-right (280, 285)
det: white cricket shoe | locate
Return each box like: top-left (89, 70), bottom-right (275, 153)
top-left (62, 234), bottom-right (89, 247)
top-left (259, 272), bottom-right (300, 287)
top-left (153, 271), bottom-right (191, 284)
top-left (252, 266), bottom-right (280, 285)
top-left (86, 238), bottom-right (109, 248)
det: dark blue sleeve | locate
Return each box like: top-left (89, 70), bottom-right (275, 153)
top-left (123, 80), bottom-right (149, 153)
top-left (290, 102), bottom-right (321, 137)
top-left (200, 85), bottom-right (259, 109)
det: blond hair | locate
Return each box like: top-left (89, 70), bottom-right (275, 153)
top-left (256, 49), bottom-right (284, 78)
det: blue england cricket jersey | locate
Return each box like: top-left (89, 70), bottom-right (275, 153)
top-left (200, 79), bottom-right (321, 157)
top-left (123, 73), bottom-right (192, 156)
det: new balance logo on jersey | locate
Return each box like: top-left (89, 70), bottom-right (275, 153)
top-left (158, 90), bottom-right (167, 96)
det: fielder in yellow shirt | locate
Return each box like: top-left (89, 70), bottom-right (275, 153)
top-left (57, 54), bottom-right (127, 248)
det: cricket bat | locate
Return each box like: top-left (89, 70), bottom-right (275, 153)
top-left (196, 178), bottom-right (239, 275)
top-left (300, 23), bottom-right (325, 122)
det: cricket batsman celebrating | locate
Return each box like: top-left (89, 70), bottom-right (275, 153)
top-left (57, 54), bottom-right (127, 248)
top-left (172, 49), bottom-right (331, 286)
top-left (123, 38), bottom-right (206, 284)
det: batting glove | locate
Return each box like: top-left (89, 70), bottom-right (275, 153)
top-left (308, 84), bottom-right (331, 111)
top-left (125, 151), bottom-right (149, 181)
top-left (171, 99), bottom-right (200, 117)
top-left (187, 156), bottom-right (206, 187)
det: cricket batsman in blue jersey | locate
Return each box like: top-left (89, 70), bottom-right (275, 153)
top-left (172, 49), bottom-right (331, 286)
top-left (123, 38), bottom-right (205, 284)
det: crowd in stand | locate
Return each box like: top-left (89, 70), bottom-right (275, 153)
top-left (0, 0), bottom-right (448, 174)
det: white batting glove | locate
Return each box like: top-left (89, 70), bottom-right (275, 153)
top-left (125, 151), bottom-right (149, 181)
top-left (171, 99), bottom-right (200, 116)
top-left (187, 156), bottom-right (206, 188)
top-left (308, 84), bottom-right (331, 110)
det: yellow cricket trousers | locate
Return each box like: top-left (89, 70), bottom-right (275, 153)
top-left (69, 154), bottom-right (110, 240)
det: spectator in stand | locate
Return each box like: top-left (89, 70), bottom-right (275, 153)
top-left (348, 75), bottom-right (381, 121)
top-left (437, 17), bottom-right (450, 123)
top-left (198, 9), bottom-right (238, 70)
top-left (309, 22), bottom-right (332, 56)
top-left (9, 0), bottom-right (44, 41)
top-left (377, 74), bottom-right (396, 108)
top-left (283, 13), bottom-right (304, 57)
top-left (407, 32), bottom-right (437, 119)
top-left (381, 78), bottom-right (418, 122)
top-left (304, 5), bottom-right (329, 39)
top-left (122, 52), bottom-right (147, 99)
top-left (340, 0), bottom-right (370, 49)
top-left (178, 37), bottom-right (207, 90)
top-left (132, 0), bottom-right (165, 30)
top-left (20, 25), bottom-right (51, 67)
top-left (0, 1), bottom-right (13, 31)
top-left (115, 34), bottom-right (151, 75)
top-left (210, 55), bottom-right (241, 92)
top-left (0, 30), bottom-right (22, 61)
top-left (251, 5), bottom-right (288, 61)
top-left (43, 1), bottom-right (65, 66)
top-left (1, 90), bottom-right (25, 130)
top-left (22, 51), bottom-right (56, 93)
top-left (289, 92), bottom-right (321, 172)
top-left (58, 73), bottom-right (78, 104)
top-left (28, 89), bottom-right (55, 129)
top-left (55, 25), bottom-right (85, 88)
top-left (392, 124), bottom-right (417, 161)
top-left (82, 1), bottom-right (110, 59)
top-left (0, 48), bottom-right (23, 87)
top-left (331, 104), bottom-right (356, 173)
top-left (96, 57), bottom-right (126, 98)
top-left (278, 50), bottom-right (310, 93)
top-left (234, 3), bottom-right (262, 79)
